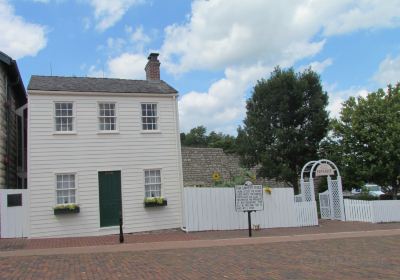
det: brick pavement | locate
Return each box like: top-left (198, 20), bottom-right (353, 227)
top-left (0, 235), bottom-right (399, 280)
top-left (1, 220), bottom-right (400, 251)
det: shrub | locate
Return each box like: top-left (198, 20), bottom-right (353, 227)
top-left (347, 194), bottom-right (379, 201)
top-left (379, 194), bottom-right (400, 200)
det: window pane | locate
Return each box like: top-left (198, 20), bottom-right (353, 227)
top-left (56, 174), bottom-right (76, 204)
top-left (55, 103), bottom-right (73, 131)
top-left (99, 103), bottom-right (117, 131)
top-left (144, 170), bottom-right (161, 198)
top-left (141, 104), bottom-right (157, 130)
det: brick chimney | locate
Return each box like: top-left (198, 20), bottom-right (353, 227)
top-left (145, 53), bottom-right (160, 81)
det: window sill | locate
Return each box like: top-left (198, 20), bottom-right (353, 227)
top-left (141, 130), bottom-right (162, 134)
top-left (53, 131), bottom-right (77, 135)
top-left (97, 131), bottom-right (120, 134)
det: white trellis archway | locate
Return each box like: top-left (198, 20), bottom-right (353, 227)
top-left (299, 159), bottom-right (345, 221)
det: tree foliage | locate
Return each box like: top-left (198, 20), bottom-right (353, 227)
top-left (323, 83), bottom-right (400, 198)
top-left (237, 67), bottom-right (329, 192)
top-left (180, 126), bottom-right (237, 153)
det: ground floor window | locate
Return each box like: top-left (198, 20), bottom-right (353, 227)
top-left (144, 169), bottom-right (161, 197)
top-left (56, 174), bottom-right (76, 204)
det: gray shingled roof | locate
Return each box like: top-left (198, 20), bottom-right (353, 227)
top-left (28, 76), bottom-right (178, 94)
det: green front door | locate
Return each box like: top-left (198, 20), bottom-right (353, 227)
top-left (98, 171), bottom-right (122, 227)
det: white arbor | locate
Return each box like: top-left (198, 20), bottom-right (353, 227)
top-left (299, 159), bottom-right (345, 221)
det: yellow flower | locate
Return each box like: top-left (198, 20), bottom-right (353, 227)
top-left (212, 171), bottom-right (221, 182)
top-left (264, 187), bottom-right (272, 194)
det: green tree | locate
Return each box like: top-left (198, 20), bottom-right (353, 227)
top-left (237, 67), bottom-right (329, 193)
top-left (180, 126), bottom-right (208, 147)
top-left (327, 84), bottom-right (400, 198)
top-left (180, 126), bottom-right (238, 153)
top-left (207, 131), bottom-right (237, 153)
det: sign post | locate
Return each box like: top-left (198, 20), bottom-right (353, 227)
top-left (235, 181), bottom-right (264, 237)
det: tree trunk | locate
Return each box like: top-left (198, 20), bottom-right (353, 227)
top-left (392, 185), bottom-right (398, 200)
top-left (291, 178), bottom-right (299, 195)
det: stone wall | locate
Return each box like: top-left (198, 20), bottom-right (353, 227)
top-left (181, 147), bottom-right (286, 188)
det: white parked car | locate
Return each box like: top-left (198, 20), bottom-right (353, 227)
top-left (351, 184), bottom-right (385, 197)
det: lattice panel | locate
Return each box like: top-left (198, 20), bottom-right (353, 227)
top-left (329, 179), bottom-right (344, 220)
top-left (301, 181), bottom-right (313, 202)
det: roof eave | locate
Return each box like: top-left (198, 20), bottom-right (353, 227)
top-left (28, 89), bottom-right (179, 98)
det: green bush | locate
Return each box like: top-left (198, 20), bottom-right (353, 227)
top-left (379, 194), bottom-right (400, 200)
top-left (347, 194), bottom-right (379, 201)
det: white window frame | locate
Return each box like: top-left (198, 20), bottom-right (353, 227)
top-left (97, 102), bottom-right (118, 133)
top-left (55, 173), bottom-right (77, 205)
top-left (144, 169), bottom-right (162, 198)
top-left (53, 101), bottom-right (76, 133)
top-left (141, 103), bottom-right (159, 131)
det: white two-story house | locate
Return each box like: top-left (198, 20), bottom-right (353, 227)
top-left (27, 53), bottom-right (184, 238)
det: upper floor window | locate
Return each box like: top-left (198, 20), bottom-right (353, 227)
top-left (141, 103), bottom-right (158, 130)
top-left (98, 103), bottom-right (117, 131)
top-left (56, 174), bottom-right (76, 205)
top-left (55, 102), bottom-right (74, 132)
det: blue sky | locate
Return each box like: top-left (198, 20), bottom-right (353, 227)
top-left (2, 0), bottom-right (400, 134)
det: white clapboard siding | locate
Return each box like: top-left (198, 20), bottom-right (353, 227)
top-left (344, 199), bottom-right (400, 223)
top-left (183, 188), bottom-right (318, 232)
top-left (28, 93), bottom-right (183, 238)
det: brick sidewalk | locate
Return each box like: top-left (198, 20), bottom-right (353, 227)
top-left (1, 234), bottom-right (399, 280)
top-left (1, 220), bottom-right (400, 252)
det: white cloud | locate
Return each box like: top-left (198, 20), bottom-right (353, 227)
top-left (161, 0), bottom-right (400, 75)
top-left (89, 0), bottom-right (145, 31)
top-left (0, 0), bottom-right (47, 59)
top-left (322, 0), bottom-right (400, 36)
top-left (327, 87), bottom-right (369, 118)
top-left (163, 0), bottom-right (400, 133)
top-left (299, 58), bottom-right (333, 74)
top-left (89, 52), bottom-right (147, 79)
top-left (179, 64), bottom-right (270, 134)
top-left (128, 25), bottom-right (150, 44)
top-left (373, 54), bottom-right (400, 86)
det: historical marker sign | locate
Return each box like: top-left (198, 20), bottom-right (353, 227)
top-left (235, 181), bottom-right (264, 212)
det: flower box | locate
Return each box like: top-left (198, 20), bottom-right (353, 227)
top-left (54, 205), bottom-right (80, 215)
top-left (144, 197), bottom-right (167, 208)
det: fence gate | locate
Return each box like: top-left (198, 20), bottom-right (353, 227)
top-left (300, 159), bottom-right (345, 221)
top-left (319, 190), bottom-right (331, 219)
top-left (0, 189), bottom-right (29, 238)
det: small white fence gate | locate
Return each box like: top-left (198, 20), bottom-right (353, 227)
top-left (183, 187), bottom-right (318, 232)
top-left (0, 189), bottom-right (29, 238)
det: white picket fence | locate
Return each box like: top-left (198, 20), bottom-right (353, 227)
top-left (344, 199), bottom-right (400, 223)
top-left (183, 187), bottom-right (318, 232)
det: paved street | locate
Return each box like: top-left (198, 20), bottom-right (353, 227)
top-left (1, 230), bottom-right (399, 279)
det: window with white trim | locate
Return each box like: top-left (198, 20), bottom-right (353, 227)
top-left (55, 102), bottom-right (74, 132)
top-left (141, 103), bottom-right (158, 130)
top-left (98, 103), bottom-right (117, 131)
top-left (144, 170), bottom-right (161, 198)
top-left (56, 174), bottom-right (76, 204)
